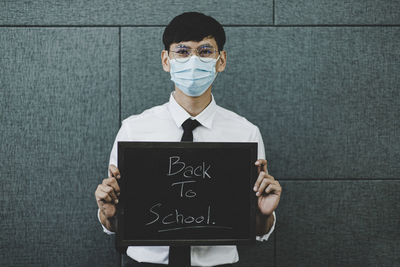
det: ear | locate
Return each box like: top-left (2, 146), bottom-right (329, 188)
top-left (216, 50), bottom-right (227, 73)
top-left (161, 50), bottom-right (170, 72)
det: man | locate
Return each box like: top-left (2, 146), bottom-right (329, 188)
top-left (95, 12), bottom-right (282, 267)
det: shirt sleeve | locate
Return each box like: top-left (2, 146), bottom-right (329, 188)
top-left (254, 126), bottom-right (266, 160)
top-left (109, 119), bottom-right (132, 169)
top-left (256, 211), bottom-right (276, 241)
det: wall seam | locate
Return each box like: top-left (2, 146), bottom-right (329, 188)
top-left (1, 24), bottom-right (400, 27)
top-left (272, 0), bottom-right (275, 25)
top-left (119, 26), bottom-right (122, 127)
top-left (278, 178), bottom-right (400, 181)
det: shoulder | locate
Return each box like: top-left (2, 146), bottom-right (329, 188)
top-left (215, 105), bottom-right (259, 132)
top-left (121, 103), bottom-right (169, 127)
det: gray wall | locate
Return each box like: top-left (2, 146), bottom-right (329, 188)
top-left (1, 1), bottom-right (399, 266)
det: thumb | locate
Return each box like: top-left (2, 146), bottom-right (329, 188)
top-left (108, 164), bottom-right (121, 179)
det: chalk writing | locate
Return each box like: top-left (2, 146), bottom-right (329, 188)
top-left (146, 203), bottom-right (232, 232)
top-left (171, 180), bottom-right (197, 198)
top-left (167, 156), bottom-right (212, 178)
top-left (144, 155), bottom-right (231, 233)
top-left (146, 203), bottom-right (214, 226)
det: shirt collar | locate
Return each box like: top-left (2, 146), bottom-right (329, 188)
top-left (168, 92), bottom-right (217, 129)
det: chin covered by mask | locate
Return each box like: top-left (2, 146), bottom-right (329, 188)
top-left (169, 55), bottom-right (219, 97)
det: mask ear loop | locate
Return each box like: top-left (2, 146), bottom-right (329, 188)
top-left (215, 54), bottom-right (221, 76)
top-left (166, 50), bottom-right (171, 65)
top-left (167, 50), bottom-right (174, 63)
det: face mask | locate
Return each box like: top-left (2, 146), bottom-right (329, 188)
top-left (169, 55), bottom-right (219, 97)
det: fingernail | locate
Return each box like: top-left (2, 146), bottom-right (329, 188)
top-left (256, 192), bottom-right (260, 196)
top-left (117, 175), bottom-right (121, 179)
top-left (115, 199), bottom-right (119, 204)
top-left (253, 186), bottom-right (258, 191)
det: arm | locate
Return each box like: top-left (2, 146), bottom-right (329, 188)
top-left (99, 208), bottom-right (117, 232)
top-left (256, 211), bottom-right (275, 236)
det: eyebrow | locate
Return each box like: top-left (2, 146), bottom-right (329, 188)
top-left (175, 43), bottom-right (214, 49)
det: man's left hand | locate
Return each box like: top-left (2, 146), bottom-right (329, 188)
top-left (254, 159), bottom-right (282, 215)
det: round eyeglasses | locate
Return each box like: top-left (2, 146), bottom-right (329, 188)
top-left (169, 45), bottom-right (219, 63)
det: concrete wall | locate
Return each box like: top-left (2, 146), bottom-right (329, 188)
top-left (1, 1), bottom-right (399, 266)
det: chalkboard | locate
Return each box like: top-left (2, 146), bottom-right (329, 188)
top-left (116, 142), bottom-right (257, 246)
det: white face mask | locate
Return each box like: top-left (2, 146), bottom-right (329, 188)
top-left (169, 55), bottom-right (219, 97)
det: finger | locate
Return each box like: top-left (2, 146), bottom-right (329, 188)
top-left (265, 173), bottom-right (275, 181)
top-left (100, 203), bottom-right (116, 218)
top-left (101, 184), bottom-right (118, 203)
top-left (109, 164), bottom-right (121, 179)
top-left (97, 183), bottom-right (118, 204)
top-left (95, 187), bottom-right (113, 203)
top-left (265, 183), bottom-right (282, 195)
top-left (103, 177), bottom-right (120, 196)
top-left (256, 178), bottom-right (274, 196)
top-left (253, 171), bottom-right (266, 192)
top-left (99, 186), bottom-right (116, 202)
top-left (255, 159), bottom-right (268, 174)
top-left (254, 159), bottom-right (267, 173)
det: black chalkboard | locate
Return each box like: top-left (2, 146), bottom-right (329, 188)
top-left (116, 142), bottom-right (257, 246)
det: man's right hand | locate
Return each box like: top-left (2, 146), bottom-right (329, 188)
top-left (95, 164), bottom-right (121, 231)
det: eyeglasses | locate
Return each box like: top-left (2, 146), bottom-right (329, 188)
top-left (169, 45), bottom-right (219, 63)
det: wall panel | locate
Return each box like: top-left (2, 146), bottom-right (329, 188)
top-left (276, 0), bottom-right (400, 25)
top-left (0, 28), bottom-right (119, 266)
top-left (236, 239), bottom-right (275, 267)
top-left (121, 27), bottom-right (170, 119)
top-left (0, 0), bottom-right (273, 25)
top-left (276, 180), bottom-right (400, 266)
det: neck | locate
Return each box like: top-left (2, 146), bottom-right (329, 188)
top-left (173, 86), bottom-right (212, 117)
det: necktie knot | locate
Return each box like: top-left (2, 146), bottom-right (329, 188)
top-left (182, 118), bottom-right (200, 131)
top-left (181, 119), bottom-right (201, 142)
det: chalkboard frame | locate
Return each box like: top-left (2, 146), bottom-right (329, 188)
top-left (116, 142), bottom-right (258, 246)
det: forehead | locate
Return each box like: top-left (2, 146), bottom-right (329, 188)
top-left (170, 37), bottom-right (218, 49)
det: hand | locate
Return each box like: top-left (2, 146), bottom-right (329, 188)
top-left (253, 159), bottom-right (282, 216)
top-left (95, 164), bottom-right (121, 220)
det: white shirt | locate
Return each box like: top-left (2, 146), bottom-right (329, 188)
top-left (99, 93), bottom-right (276, 266)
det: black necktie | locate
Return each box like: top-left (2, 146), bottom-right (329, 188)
top-left (169, 119), bottom-right (201, 267)
top-left (180, 118), bottom-right (201, 142)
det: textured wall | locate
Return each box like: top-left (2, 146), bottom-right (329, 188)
top-left (1, 1), bottom-right (399, 267)
top-left (0, 28), bottom-right (120, 266)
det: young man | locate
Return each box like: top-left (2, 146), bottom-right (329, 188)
top-left (95, 12), bottom-right (282, 267)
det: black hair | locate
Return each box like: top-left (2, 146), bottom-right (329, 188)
top-left (163, 12), bottom-right (226, 51)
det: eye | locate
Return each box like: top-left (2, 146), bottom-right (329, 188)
top-left (198, 48), bottom-right (213, 57)
top-left (175, 49), bottom-right (189, 55)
